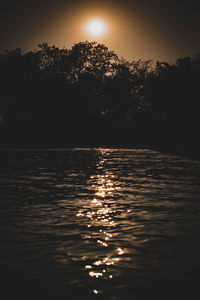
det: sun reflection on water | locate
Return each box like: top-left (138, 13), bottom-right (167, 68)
top-left (3, 148), bottom-right (199, 298)
top-left (75, 150), bottom-right (125, 294)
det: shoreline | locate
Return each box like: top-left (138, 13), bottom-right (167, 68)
top-left (0, 143), bottom-right (199, 161)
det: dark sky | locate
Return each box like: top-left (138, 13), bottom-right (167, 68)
top-left (1, 0), bottom-right (200, 61)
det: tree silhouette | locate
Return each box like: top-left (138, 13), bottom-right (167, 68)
top-left (0, 41), bottom-right (200, 155)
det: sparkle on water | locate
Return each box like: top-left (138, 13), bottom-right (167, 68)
top-left (0, 148), bottom-right (200, 298)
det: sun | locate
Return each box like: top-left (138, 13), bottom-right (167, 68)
top-left (85, 19), bottom-right (107, 37)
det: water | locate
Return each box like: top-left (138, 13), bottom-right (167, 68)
top-left (0, 148), bottom-right (200, 299)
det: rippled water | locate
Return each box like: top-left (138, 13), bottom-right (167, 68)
top-left (0, 148), bottom-right (200, 298)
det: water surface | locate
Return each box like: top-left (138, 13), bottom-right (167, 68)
top-left (0, 148), bottom-right (200, 298)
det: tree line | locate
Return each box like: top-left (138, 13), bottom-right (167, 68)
top-left (0, 41), bottom-right (200, 154)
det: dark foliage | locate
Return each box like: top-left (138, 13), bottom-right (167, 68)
top-left (0, 42), bottom-right (199, 156)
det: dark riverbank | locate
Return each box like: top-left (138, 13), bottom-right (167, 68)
top-left (0, 128), bottom-right (199, 161)
top-left (1, 121), bottom-right (199, 160)
top-left (1, 43), bottom-right (200, 163)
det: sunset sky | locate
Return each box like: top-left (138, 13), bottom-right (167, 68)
top-left (1, 0), bottom-right (200, 62)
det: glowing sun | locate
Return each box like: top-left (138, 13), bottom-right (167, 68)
top-left (85, 19), bottom-right (107, 36)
